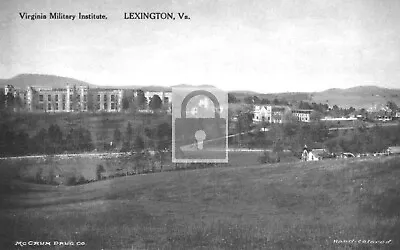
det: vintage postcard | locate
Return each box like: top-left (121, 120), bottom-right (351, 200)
top-left (1, 0), bottom-right (399, 249)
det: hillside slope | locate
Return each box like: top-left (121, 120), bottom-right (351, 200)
top-left (0, 74), bottom-right (93, 89)
top-left (311, 86), bottom-right (400, 109)
top-left (1, 156), bottom-right (399, 249)
top-left (0, 74), bottom-right (171, 91)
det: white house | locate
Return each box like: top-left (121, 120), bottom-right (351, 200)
top-left (387, 146), bottom-right (400, 155)
top-left (307, 149), bottom-right (326, 161)
top-left (254, 105), bottom-right (312, 123)
top-left (320, 117), bottom-right (358, 122)
top-left (253, 105), bottom-right (272, 123)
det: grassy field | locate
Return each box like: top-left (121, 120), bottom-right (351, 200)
top-left (1, 156), bottom-right (399, 249)
top-left (0, 151), bottom-right (270, 185)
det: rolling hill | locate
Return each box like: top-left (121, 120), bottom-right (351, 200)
top-left (1, 155), bottom-right (399, 249)
top-left (234, 86), bottom-right (400, 109)
top-left (310, 86), bottom-right (400, 109)
top-left (0, 74), bottom-right (95, 89)
top-left (0, 74), bottom-right (171, 92)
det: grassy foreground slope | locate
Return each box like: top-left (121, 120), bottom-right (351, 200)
top-left (1, 156), bottom-right (400, 249)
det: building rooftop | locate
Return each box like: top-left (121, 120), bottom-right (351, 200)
top-left (292, 109), bottom-right (314, 112)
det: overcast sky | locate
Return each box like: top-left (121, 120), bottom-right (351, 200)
top-left (1, 0), bottom-right (399, 93)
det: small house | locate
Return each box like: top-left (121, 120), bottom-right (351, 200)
top-left (387, 146), bottom-right (400, 155)
top-left (341, 152), bottom-right (355, 158)
top-left (307, 149), bottom-right (327, 161)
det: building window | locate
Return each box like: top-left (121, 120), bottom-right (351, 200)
top-left (70, 103), bottom-right (73, 111)
top-left (55, 103), bottom-right (59, 110)
top-left (39, 95), bottom-right (43, 102)
top-left (84, 95), bottom-right (87, 102)
top-left (48, 95), bottom-right (51, 101)
top-left (48, 103), bottom-right (51, 110)
top-left (62, 103), bottom-right (66, 110)
top-left (104, 103), bottom-right (107, 110)
top-left (104, 94), bottom-right (107, 101)
top-left (62, 94), bottom-right (66, 101)
top-left (111, 95), bottom-right (115, 102)
top-left (77, 95), bottom-right (80, 101)
top-left (70, 95), bottom-right (72, 101)
top-left (97, 95), bottom-right (100, 102)
top-left (96, 104), bottom-right (100, 110)
top-left (55, 95), bottom-right (59, 102)
top-left (111, 103), bottom-right (115, 110)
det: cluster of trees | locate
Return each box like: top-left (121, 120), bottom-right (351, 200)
top-left (387, 101), bottom-right (399, 112)
top-left (120, 90), bottom-right (166, 112)
top-left (297, 101), bottom-right (329, 112)
top-left (296, 101), bottom-right (359, 118)
top-left (242, 122), bottom-right (329, 153)
top-left (243, 95), bottom-right (289, 106)
top-left (326, 105), bottom-right (356, 118)
top-left (0, 119), bottom-right (173, 157)
top-left (325, 124), bottom-right (400, 153)
top-left (0, 124), bottom-right (94, 156)
top-left (0, 91), bottom-right (24, 112)
top-left (230, 110), bottom-right (400, 155)
top-left (228, 93), bottom-right (290, 106)
top-left (116, 121), bottom-right (172, 153)
top-left (230, 106), bottom-right (318, 150)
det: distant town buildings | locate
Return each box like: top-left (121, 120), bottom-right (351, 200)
top-left (253, 105), bottom-right (312, 123)
top-left (320, 116), bottom-right (358, 122)
top-left (291, 109), bottom-right (313, 122)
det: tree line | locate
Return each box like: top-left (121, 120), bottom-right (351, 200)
top-left (230, 109), bottom-right (400, 155)
top-left (0, 124), bottom-right (94, 156)
top-left (0, 119), bottom-right (172, 157)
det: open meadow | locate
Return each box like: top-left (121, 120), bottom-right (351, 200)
top-left (0, 151), bottom-right (268, 185)
top-left (0, 155), bottom-right (399, 249)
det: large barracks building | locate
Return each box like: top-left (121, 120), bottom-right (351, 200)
top-left (3, 84), bottom-right (171, 113)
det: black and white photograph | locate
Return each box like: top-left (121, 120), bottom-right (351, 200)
top-left (1, 0), bottom-right (399, 249)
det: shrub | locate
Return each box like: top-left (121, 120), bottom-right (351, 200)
top-left (77, 176), bottom-right (87, 185)
top-left (96, 164), bottom-right (105, 180)
top-left (65, 176), bottom-right (77, 186)
top-left (258, 151), bottom-right (280, 164)
top-left (35, 168), bottom-right (44, 184)
top-left (47, 168), bottom-right (56, 185)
